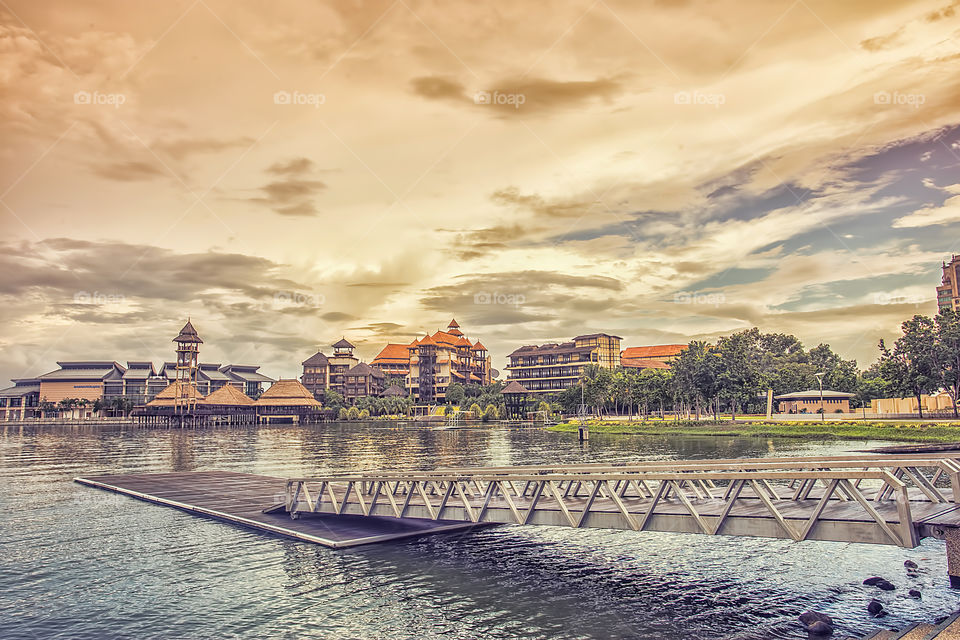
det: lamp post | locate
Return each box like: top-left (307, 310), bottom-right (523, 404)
top-left (815, 372), bottom-right (825, 423)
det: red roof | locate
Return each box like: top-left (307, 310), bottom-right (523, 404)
top-left (621, 357), bottom-right (672, 370)
top-left (621, 344), bottom-right (687, 359)
top-left (418, 334), bottom-right (436, 346)
top-left (448, 318), bottom-right (460, 328)
top-left (455, 336), bottom-right (472, 347)
top-left (472, 341), bottom-right (487, 351)
top-left (372, 344), bottom-right (410, 363)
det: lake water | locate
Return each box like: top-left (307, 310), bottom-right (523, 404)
top-left (2, 421), bottom-right (959, 639)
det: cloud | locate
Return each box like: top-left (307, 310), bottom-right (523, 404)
top-left (91, 160), bottom-right (166, 182)
top-left (860, 28), bottom-right (904, 51)
top-left (893, 194), bottom-right (960, 228)
top-left (250, 158), bottom-right (326, 216)
top-left (410, 76), bottom-right (466, 101)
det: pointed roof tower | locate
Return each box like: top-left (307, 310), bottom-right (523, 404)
top-left (174, 319), bottom-right (203, 344)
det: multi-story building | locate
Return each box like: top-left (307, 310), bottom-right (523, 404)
top-left (505, 333), bottom-right (622, 395)
top-left (300, 351), bottom-right (329, 399)
top-left (0, 321), bottom-right (274, 419)
top-left (406, 319), bottom-right (492, 403)
top-left (0, 378), bottom-right (41, 421)
top-left (620, 344), bottom-right (687, 370)
top-left (300, 339), bottom-right (360, 400)
top-left (938, 255), bottom-right (960, 313)
top-left (370, 344), bottom-right (411, 378)
top-left (343, 363), bottom-right (386, 404)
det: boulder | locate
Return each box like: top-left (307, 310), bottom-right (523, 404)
top-left (799, 611), bottom-right (834, 627)
top-left (867, 600), bottom-right (883, 615)
top-left (863, 577), bottom-right (885, 586)
top-left (806, 620), bottom-right (833, 636)
top-left (904, 560), bottom-right (918, 569)
top-left (909, 589), bottom-right (922, 598)
top-left (875, 580), bottom-right (896, 591)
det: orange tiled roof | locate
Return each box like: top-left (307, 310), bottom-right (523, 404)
top-left (621, 357), bottom-right (673, 369)
top-left (373, 343), bottom-right (410, 363)
top-left (472, 341), bottom-right (487, 351)
top-left (621, 344), bottom-right (687, 360)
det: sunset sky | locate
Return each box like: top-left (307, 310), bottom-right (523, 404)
top-left (2, 0), bottom-right (960, 382)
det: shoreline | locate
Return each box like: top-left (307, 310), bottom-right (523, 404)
top-left (547, 419), bottom-right (960, 443)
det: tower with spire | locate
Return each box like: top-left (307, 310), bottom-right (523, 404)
top-left (173, 319), bottom-right (202, 414)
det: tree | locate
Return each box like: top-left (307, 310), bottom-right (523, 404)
top-left (323, 389), bottom-right (345, 413)
top-left (468, 402), bottom-right (483, 418)
top-left (445, 382), bottom-right (466, 406)
top-left (937, 308), bottom-right (960, 418)
top-left (716, 329), bottom-right (762, 420)
top-left (672, 341), bottom-right (720, 420)
top-left (879, 315), bottom-right (940, 418)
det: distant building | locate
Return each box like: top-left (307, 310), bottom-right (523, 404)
top-left (406, 319), bottom-right (492, 403)
top-left (0, 319), bottom-right (275, 421)
top-left (343, 362), bottom-right (386, 404)
top-left (299, 338), bottom-right (359, 400)
top-left (775, 390), bottom-right (855, 414)
top-left (301, 351), bottom-right (330, 399)
top-left (0, 378), bottom-right (41, 421)
top-left (255, 379), bottom-right (323, 424)
top-left (505, 333), bottom-right (622, 395)
top-left (621, 344), bottom-right (687, 370)
top-left (371, 343), bottom-right (411, 378)
top-left (938, 255), bottom-right (960, 313)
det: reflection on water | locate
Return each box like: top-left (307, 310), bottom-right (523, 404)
top-left (1, 421), bottom-right (959, 639)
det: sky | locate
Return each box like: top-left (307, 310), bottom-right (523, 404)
top-left (1, 0), bottom-right (960, 383)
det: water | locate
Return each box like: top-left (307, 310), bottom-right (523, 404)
top-left (2, 422), bottom-right (959, 639)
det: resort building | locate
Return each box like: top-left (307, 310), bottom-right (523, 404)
top-left (505, 333), bottom-right (622, 395)
top-left (938, 254), bottom-right (960, 313)
top-left (343, 363), bottom-right (386, 404)
top-left (406, 319), bottom-right (492, 403)
top-left (0, 378), bottom-right (41, 421)
top-left (775, 390), bottom-right (856, 414)
top-left (299, 338), bottom-right (360, 400)
top-left (620, 344), bottom-right (687, 370)
top-left (370, 344), bottom-right (411, 378)
top-left (0, 320), bottom-right (275, 422)
top-left (254, 379), bottom-right (323, 424)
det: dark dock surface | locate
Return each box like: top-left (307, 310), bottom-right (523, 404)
top-left (75, 471), bottom-right (484, 548)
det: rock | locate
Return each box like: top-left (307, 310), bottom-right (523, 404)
top-left (876, 580), bottom-right (896, 591)
top-left (863, 577), bottom-right (886, 586)
top-left (806, 620), bottom-right (834, 636)
top-left (799, 611), bottom-right (834, 627)
top-left (904, 560), bottom-right (918, 569)
top-left (909, 589), bottom-right (922, 598)
top-left (867, 600), bottom-right (884, 615)
top-left (906, 569), bottom-right (920, 578)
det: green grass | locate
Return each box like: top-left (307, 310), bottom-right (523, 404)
top-left (547, 419), bottom-right (960, 442)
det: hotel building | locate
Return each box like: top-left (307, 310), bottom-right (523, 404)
top-left (938, 254), bottom-right (960, 313)
top-left (405, 319), bottom-right (492, 403)
top-left (620, 344), bottom-right (687, 369)
top-left (300, 338), bottom-right (360, 400)
top-left (0, 321), bottom-right (274, 420)
top-left (505, 333), bottom-right (621, 395)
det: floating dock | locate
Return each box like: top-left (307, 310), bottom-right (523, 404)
top-left (75, 471), bottom-right (484, 548)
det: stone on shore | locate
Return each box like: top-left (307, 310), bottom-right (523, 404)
top-left (867, 600), bottom-right (883, 615)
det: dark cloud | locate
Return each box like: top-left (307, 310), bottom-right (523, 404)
top-left (859, 28), bottom-right (903, 51)
top-left (412, 74), bottom-right (624, 114)
top-left (410, 76), bottom-right (466, 101)
top-left (250, 158), bottom-right (326, 216)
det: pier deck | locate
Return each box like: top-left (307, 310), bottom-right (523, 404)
top-left (75, 471), bottom-right (483, 548)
